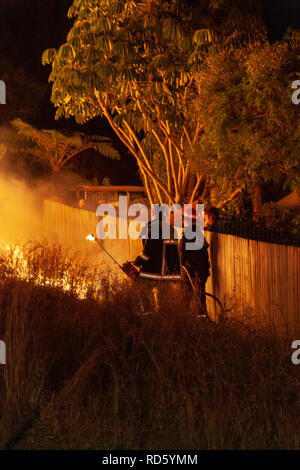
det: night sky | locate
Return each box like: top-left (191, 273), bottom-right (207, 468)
top-left (0, 0), bottom-right (299, 183)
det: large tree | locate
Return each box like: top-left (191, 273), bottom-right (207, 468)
top-left (42, 0), bottom-right (266, 204)
top-left (189, 42), bottom-right (300, 217)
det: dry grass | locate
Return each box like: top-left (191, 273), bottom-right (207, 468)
top-left (0, 242), bottom-right (299, 450)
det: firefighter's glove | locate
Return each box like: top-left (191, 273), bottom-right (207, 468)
top-left (121, 262), bottom-right (140, 280)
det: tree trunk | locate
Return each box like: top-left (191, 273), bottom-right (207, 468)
top-left (210, 186), bottom-right (217, 205)
top-left (186, 173), bottom-right (196, 202)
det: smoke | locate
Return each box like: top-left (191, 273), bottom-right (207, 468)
top-left (0, 125), bottom-right (90, 245)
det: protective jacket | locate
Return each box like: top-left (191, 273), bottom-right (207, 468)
top-left (134, 219), bottom-right (176, 275)
top-left (180, 233), bottom-right (210, 282)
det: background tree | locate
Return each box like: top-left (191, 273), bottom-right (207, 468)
top-left (11, 118), bottom-right (119, 173)
top-left (0, 144), bottom-right (6, 161)
top-left (189, 42), bottom-right (300, 218)
top-left (0, 60), bottom-right (47, 124)
top-left (42, 0), bottom-right (266, 205)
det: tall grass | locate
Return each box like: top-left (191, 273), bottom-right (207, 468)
top-left (0, 242), bottom-right (299, 450)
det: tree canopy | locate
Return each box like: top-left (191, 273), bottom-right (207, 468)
top-left (190, 42), bottom-right (300, 215)
top-left (42, 0), bottom-right (266, 204)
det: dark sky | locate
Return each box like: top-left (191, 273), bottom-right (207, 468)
top-left (1, 0), bottom-right (299, 73)
top-left (262, 0), bottom-right (300, 41)
top-left (0, 0), bottom-right (73, 127)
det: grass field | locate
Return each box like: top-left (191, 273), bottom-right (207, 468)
top-left (0, 242), bottom-right (299, 450)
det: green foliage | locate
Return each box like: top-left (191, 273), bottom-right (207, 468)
top-left (190, 42), bottom-right (300, 205)
top-left (42, 0), bottom-right (265, 126)
top-left (284, 27), bottom-right (300, 58)
top-left (291, 214), bottom-right (300, 236)
top-left (101, 176), bottom-right (111, 185)
top-left (260, 202), bottom-right (300, 236)
top-left (10, 118), bottom-right (119, 173)
top-left (42, 0), bottom-right (266, 203)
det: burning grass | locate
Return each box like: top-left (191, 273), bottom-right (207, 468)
top-left (0, 242), bottom-right (299, 450)
top-left (0, 240), bottom-right (104, 298)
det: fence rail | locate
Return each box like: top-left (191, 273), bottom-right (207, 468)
top-left (219, 220), bottom-right (300, 247)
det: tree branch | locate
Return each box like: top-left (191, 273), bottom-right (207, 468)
top-left (215, 188), bottom-right (242, 208)
top-left (123, 120), bottom-right (163, 205)
top-left (189, 173), bottom-right (203, 204)
top-left (91, 93), bottom-right (175, 203)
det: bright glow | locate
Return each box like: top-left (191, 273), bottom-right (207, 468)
top-left (86, 234), bottom-right (96, 241)
top-left (0, 241), bottom-right (90, 299)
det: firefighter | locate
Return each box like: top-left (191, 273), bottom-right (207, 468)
top-left (122, 211), bottom-right (178, 278)
top-left (133, 217), bottom-right (165, 275)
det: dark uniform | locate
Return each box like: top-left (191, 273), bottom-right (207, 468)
top-left (134, 219), bottom-right (164, 274)
top-left (132, 219), bottom-right (178, 314)
top-left (134, 218), bottom-right (179, 275)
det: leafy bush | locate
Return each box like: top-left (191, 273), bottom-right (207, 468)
top-left (260, 203), bottom-right (300, 236)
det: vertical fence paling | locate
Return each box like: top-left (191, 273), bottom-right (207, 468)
top-left (206, 231), bottom-right (300, 331)
top-left (42, 199), bottom-right (142, 265)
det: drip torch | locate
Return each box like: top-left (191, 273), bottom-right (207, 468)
top-left (86, 234), bottom-right (140, 280)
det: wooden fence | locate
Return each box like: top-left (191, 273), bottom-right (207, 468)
top-left (43, 199), bottom-right (300, 333)
top-left (42, 198), bottom-right (142, 265)
top-left (205, 231), bottom-right (300, 332)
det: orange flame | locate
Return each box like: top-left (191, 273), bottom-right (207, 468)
top-left (86, 234), bottom-right (96, 241)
